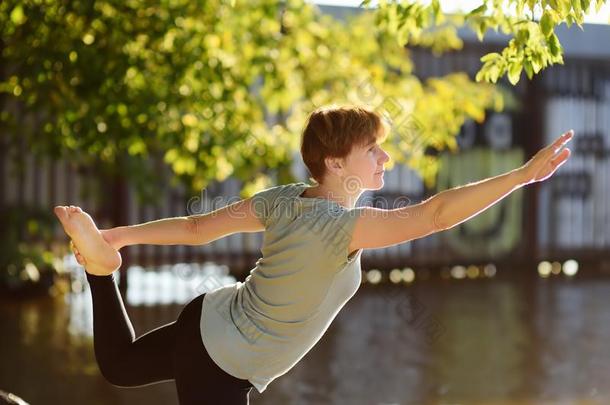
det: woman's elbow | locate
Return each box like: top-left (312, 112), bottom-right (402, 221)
top-left (185, 216), bottom-right (204, 244)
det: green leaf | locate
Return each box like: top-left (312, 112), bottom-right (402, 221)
top-left (516, 28), bottom-right (530, 43)
top-left (468, 4), bottom-right (488, 16)
top-left (431, 0), bottom-right (441, 19)
top-left (508, 63), bottom-right (522, 85)
top-left (557, 0), bottom-right (570, 15)
top-left (540, 11), bottom-right (554, 37)
top-left (10, 5), bottom-right (26, 25)
top-left (476, 21), bottom-right (487, 41)
top-left (489, 64), bottom-right (501, 82)
top-left (548, 33), bottom-right (561, 57)
top-left (531, 55), bottom-right (542, 73)
top-left (397, 25), bottom-right (410, 46)
top-left (480, 52), bottom-right (501, 62)
top-left (523, 59), bottom-right (534, 79)
top-left (388, 4), bottom-right (399, 34)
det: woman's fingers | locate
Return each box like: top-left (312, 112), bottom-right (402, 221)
top-left (524, 131), bottom-right (573, 184)
top-left (552, 148), bottom-right (571, 167)
top-left (536, 129), bottom-right (572, 169)
top-left (70, 239), bottom-right (87, 265)
top-left (541, 148), bottom-right (571, 180)
top-left (550, 129), bottom-right (574, 154)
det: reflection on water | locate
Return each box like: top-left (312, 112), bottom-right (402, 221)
top-left (3, 263), bottom-right (610, 405)
top-left (124, 263), bottom-right (237, 307)
top-left (61, 260), bottom-right (238, 338)
top-left (534, 281), bottom-right (610, 402)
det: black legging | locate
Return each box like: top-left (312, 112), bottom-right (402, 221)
top-left (85, 272), bottom-right (254, 405)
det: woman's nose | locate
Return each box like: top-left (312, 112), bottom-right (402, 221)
top-left (379, 149), bottom-right (390, 163)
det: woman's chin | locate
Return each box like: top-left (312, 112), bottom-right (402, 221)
top-left (369, 178), bottom-right (384, 190)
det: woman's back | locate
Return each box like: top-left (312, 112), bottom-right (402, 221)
top-left (199, 182), bottom-right (363, 393)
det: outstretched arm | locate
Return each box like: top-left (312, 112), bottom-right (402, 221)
top-left (348, 130), bottom-right (573, 251)
top-left (433, 129), bottom-right (573, 231)
top-left (102, 197), bottom-right (265, 250)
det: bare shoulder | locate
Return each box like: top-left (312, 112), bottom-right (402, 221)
top-left (348, 199), bottom-right (442, 252)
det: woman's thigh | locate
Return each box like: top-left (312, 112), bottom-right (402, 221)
top-left (173, 294), bottom-right (253, 405)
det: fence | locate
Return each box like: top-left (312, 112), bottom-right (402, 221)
top-left (538, 62), bottom-right (610, 259)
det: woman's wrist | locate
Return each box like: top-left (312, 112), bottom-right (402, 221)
top-left (512, 166), bottom-right (532, 187)
top-left (100, 227), bottom-right (126, 251)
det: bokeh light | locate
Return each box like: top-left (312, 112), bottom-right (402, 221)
top-left (538, 261), bottom-right (552, 278)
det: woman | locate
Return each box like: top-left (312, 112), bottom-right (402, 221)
top-left (54, 105), bottom-right (573, 404)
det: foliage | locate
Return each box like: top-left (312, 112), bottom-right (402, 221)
top-left (0, 206), bottom-right (61, 293)
top-left (0, 0), bottom-right (591, 201)
top-left (361, 0), bottom-right (607, 85)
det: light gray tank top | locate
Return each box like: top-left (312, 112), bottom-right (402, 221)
top-left (199, 182), bottom-right (363, 393)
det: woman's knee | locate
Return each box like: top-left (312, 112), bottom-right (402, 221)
top-left (96, 357), bottom-right (135, 387)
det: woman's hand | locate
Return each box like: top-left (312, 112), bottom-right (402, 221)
top-left (70, 228), bottom-right (123, 266)
top-left (517, 129), bottom-right (573, 186)
top-left (70, 240), bottom-right (87, 266)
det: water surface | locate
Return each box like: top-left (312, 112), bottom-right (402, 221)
top-left (2, 271), bottom-right (610, 405)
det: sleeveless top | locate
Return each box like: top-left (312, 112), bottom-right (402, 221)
top-left (199, 182), bottom-right (364, 393)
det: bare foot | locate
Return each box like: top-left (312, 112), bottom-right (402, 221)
top-left (54, 205), bottom-right (122, 276)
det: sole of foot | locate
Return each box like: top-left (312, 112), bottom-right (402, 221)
top-left (54, 205), bottom-right (122, 276)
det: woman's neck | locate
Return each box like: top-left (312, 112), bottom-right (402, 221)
top-left (302, 183), bottom-right (360, 209)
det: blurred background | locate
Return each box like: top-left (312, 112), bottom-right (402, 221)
top-left (2, 1), bottom-right (610, 404)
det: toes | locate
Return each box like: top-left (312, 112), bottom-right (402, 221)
top-left (56, 205), bottom-right (84, 220)
top-left (53, 206), bottom-right (69, 222)
top-left (68, 206), bottom-right (83, 214)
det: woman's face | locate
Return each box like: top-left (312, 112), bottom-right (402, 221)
top-left (342, 138), bottom-right (390, 191)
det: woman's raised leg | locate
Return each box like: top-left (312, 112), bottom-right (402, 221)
top-left (86, 271), bottom-right (177, 387)
top-left (55, 205), bottom-right (252, 401)
top-left (54, 206), bottom-right (177, 386)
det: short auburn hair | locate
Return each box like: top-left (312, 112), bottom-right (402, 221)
top-left (300, 104), bottom-right (389, 184)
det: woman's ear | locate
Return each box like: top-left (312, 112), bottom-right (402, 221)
top-left (324, 156), bottom-right (344, 177)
